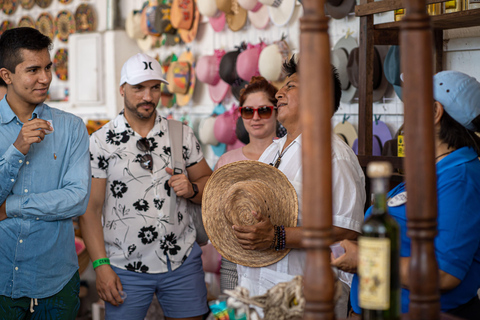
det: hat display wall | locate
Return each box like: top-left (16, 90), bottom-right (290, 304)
top-left (198, 0), bottom-right (219, 17)
top-left (126, 10), bottom-right (145, 40)
top-left (333, 120), bottom-right (357, 147)
top-left (18, 16), bottom-right (35, 28)
top-left (223, 0), bottom-right (248, 32)
top-left (21, 0), bottom-right (35, 10)
top-left (347, 45), bottom-right (390, 102)
top-left (0, 21), bottom-right (15, 36)
top-left (332, 35), bottom-right (357, 103)
top-left (236, 42), bottom-right (266, 82)
top-left (259, 0), bottom-right (295, 27)
top-left (196, 49), bottom-right (231, 103)
top-left (384, 45), bottom-right (402, 100)
top-left (373, 118), bottom-right (393, 148)
top-left (36, 12), bottom-right (55, 39)
top-left (166, 51), bottom-right (196, 106)
top-left (171, 0), bottom-right (194, 30)
top-left (202, 160), bottom-right (298, 267)
top-left (209, 11), bottom-right (226, 32)
top-left (3, 0), bottom-right (19, 15)
top-left (199, 116), bottom-right (221, 146)
top-left (325, 0), bottom-right (356, 19)
top-left (219, 46), bottom-right (248, 101)
top-left (258, 39), bottom-right (290, 83)
top-left (75, 3), bottom-right (97, 32)
top-left (56, 10), bottom-right (75, 42)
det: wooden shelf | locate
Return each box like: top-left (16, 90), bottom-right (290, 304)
top-left (375, 8), bottom-right (480, 31)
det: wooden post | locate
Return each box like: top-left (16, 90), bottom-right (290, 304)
top-left (401, 0), bottom-right (441, 319)
top-left (300, 1), bottom-right (335, 319)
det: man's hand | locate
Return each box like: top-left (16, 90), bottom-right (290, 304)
top-left (0, 201), bottom-right (7, 221)
top-left (232, 211), bottom-right (274, 251)
top-left (165, 167), bottom-right (194, 198)
top-left (95, 264), bottom-right (124, 306)
top-left (13, 119), bottom-right (53, 155)
top-left (331, 240), bottom-right (358, 274)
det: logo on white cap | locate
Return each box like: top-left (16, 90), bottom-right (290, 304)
top-left (120, 53), bottom-right (169, 87)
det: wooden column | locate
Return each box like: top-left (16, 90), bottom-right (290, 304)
top-left (358, 0), bottom-right (374, 156)
top-left (401, 0), bottom-right (441, 319)
top-left (300, 1), bottom-right (335, 319)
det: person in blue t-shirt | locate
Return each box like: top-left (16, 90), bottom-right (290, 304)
top-left (332, 70), bottom-right (480, 320)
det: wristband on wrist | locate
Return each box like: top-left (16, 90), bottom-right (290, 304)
top-left (92, 258), bottom-right (110, 269)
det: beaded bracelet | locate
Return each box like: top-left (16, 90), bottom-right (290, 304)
top-left (275, 225), bottom-right (286, 251)
top-left (92, 258), bottom-right (110, 269)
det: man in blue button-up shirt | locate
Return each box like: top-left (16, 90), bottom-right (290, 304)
top-left (0, 27), bottom-right (91, 319)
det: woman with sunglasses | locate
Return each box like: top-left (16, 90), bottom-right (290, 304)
top-left (213, 76), bottom-right (279, 293)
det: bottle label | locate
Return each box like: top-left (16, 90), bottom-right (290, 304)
top-left (397, 134), bottom-right (405, 157)
top-left (358, 237), bottom-right (391, 310)
top-left (445, 0), bottom-right (458, 9)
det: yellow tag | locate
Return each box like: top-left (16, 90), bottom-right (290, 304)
top-left (397, 135), bottom-right (405, 157)
top-left (445, 0), bottom-right (457, 9)
top-left (358, 237), bottom-right (391, 310)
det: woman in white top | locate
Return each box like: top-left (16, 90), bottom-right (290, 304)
top-left (214, 76), bottom-right (279, 292)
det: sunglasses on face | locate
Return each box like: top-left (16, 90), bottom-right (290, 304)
top-left (136, 138), bottom-right (153, 172)
top-left (239, 106), bottom-right (275, 120)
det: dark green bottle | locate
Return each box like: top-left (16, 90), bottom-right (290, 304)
top-left (358, 162), bottom-right (400, 320)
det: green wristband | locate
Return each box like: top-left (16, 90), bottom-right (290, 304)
top-left (92, 258), bottom-right (110, 269)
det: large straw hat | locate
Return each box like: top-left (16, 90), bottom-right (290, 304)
top-left (203, 160), bottom-right (298, 267)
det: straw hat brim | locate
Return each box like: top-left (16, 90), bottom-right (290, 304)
top-left (176, 51), bottom-right (196, 106)
top-left (202, 160), bottom-right (298, 268)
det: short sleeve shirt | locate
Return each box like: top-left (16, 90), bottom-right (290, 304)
top-left (89, 112), bottom-right (203, 273)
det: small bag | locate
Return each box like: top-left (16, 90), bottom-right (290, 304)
top-left (168, 119), bottom-right (209, 246)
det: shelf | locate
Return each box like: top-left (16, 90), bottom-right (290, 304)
top-left (374, 8), bottom-right (480, 31)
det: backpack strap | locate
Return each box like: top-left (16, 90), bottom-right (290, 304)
top-left (167, 119), bottom-right (185, 225)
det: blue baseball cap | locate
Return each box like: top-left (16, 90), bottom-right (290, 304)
top-left (434, 71), bottom-right (480, 131)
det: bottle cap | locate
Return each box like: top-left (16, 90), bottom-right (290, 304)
top-left (367, 161), bottom-right (393, 178)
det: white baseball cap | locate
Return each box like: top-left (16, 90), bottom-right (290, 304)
top-left (120, 53), bottom-right (169, 86)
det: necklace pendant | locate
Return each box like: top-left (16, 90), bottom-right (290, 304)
top-left (274, 157), bottom-right (282, 168)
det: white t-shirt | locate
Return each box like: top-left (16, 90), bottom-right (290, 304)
top-left (237, 133), bottom-right (365, 297)
top-left (90, 112), bottom-right (204, 273)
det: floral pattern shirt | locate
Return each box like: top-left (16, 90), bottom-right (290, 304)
top-left (89, 111), bottom-right (203, 273)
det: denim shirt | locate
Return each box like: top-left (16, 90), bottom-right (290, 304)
top-left (0, 98), bottom-right (91, 299)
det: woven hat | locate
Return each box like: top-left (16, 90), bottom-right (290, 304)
top-left (333, 120), bottom-right (357, 147)
top-left (332, 35), bottom-right (357, 103)
top-left (258, 40), bottom-right (290, 82)
top-left (171, 0), bottom-right (194, 30)
top-left (178, 0), bottom-right (200, 43)
top-left (325, 0), bottom-right (355, 19)
top-left (259, 0), bottom-right (295, 27)
top-left (56, 10), bottom-right (75, 42)
top-left (203, 160), bottom-right (298, 267)
top-left (226, 0), bottom-right (248, 32)
top-left (196, 50), bottom-right (230, 103)
top-left (166, 51), bottom-right (196, 106)
top-left (347, 45), bottom-right (390, 102)
top-left (126, 10), bottom-right (145, 39)
top-left (248, 3), bottom-right (269, 29)
top-left (236, 42), bottom-right (266, 82)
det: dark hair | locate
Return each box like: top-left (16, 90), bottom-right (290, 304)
top-left (0, 27), bottom-right (52, 73)
top-left (239, 76), bottom-right (277, 107)
top-left (0, 78), bottom-right (6, 87)
top-left (282, 54), bottom-right (342, 113)
top-left (439, 111), bottom-right (480, 155)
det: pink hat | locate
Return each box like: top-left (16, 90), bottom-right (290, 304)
top-left (196, 50), bottom-right (230, 103)
top-left (209, 11), bottom-right (226, 32)
top-left (214, 105), bottom-right (239, 145)
top-left (238, 0), bottom-right (261, 10)
top-left (236, 42), bottom-right (266, 82)
top-left (248, 4), bottom-right (269, 29)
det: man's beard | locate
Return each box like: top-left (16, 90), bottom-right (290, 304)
top-left (125, 97), bottom-right (156, 119)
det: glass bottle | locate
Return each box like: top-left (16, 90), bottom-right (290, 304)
top-left (443, 0), bottom-right (464, 13)
top-left (427, 3), bottom-right (442, 15)
top-left (394, 8), bottom-right (405, 21)
top-left (467, 0), bottom-right (480, 9)
top-left (397, 124), bottom-right (405, 174)
top-left (358, 162), bottom-right (401, 320)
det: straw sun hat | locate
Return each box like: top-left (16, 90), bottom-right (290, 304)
top-left (202, 161), bottom-right (298, 267)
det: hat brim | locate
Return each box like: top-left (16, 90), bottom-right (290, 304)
top-left (325, 0), bottom-right (355, 19)
top-left (203, 160), bottom-right (298, 267)
top-left (176, 51), bottom-right (196, 106)
top-left (209, 12), bottom-right (226, 32)
top-left (226, 4), bottom-right (248, 31)
top-left (373, 45), bottom-right (391, 102)
top-left (333, 121), bottom-right (358, 148)
top-left (268, 0), bottom-right (296, 27)
top-left (248, 4), bottom-right (269, 29)
top-left (209, 79), bottom-right (230, 103)
top-left (372, 120), bottom-right (393, 147)
top-left (333, 35), bottom-right (358, 103)
top-left (178, 1), bottom-right (200, 43)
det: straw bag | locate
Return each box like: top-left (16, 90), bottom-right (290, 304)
top-left (168, 119), bottom-right (209, 246)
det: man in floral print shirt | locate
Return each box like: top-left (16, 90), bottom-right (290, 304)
top-left (79, 53), bottom-right (212, 320)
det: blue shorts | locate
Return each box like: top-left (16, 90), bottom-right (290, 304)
top-left (105, 242), bottom-right (208, 320)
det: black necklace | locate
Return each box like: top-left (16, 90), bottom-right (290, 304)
top-left (435, 150), bottom-right (454, 160)
top-left (270, 141), bottom-right (295, 168)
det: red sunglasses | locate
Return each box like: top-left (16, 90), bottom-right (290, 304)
top-left (239, 106), bottom-right (275, 120)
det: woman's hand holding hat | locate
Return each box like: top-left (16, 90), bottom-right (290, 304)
top-left (232, 211), bottom-right (275, 251)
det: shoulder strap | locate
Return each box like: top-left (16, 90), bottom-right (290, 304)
top-left (168, 119), bottom-right (185, 225)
